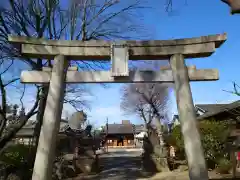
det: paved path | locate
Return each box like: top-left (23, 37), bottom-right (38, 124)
top-left (73, 148), bottom-right (155, 180)
top-left (70, 148), bottom-right (235, 180)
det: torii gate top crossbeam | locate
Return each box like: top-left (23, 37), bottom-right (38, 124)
top-left (8, 33), bottom-right (227, 60)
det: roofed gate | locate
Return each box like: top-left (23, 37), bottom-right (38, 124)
top-left (8, 33), bottom-right (227, 180)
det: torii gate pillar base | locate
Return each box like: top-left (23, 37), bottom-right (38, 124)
top-left (32, 55), bottom-right (68, 180)
top-left (170, 54), bottom-right (209, 180)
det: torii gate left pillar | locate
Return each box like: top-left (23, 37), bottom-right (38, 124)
top-left (8, 33), bottom-right (226, 180)
top-left (33, 55), bottom-right (68, 180)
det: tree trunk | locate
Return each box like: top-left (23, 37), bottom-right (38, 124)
top-left (155, 118), bottom-right (169, 172)
top-left (0, 116), bottom-right (28, 149)
top-left (35, 86), bottom-right (49, 146)
top-left (30, 85), bottom-right (49, 166)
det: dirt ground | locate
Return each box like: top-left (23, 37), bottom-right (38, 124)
top-left (73, 170), bottom-right (240, 180)
top-left (138, 171), bottom-right (240, 180)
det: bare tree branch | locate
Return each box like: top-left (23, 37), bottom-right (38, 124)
top-left (167, 0), bottom-right (240, 14)
top-left (221, 0), bottom-right (240, 14)
top-left (0, 76), bottom-right (7, 135)
top-left (0, 87), bottom-right (40, 149)
top-left (0, 0), bottom-right (151, 150)
top-left (121, 83), bottom-right (171, 127)
top-left (223, 81), bottom-right (240, 96)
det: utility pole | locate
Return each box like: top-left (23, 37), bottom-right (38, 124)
top-left (106, 117), bottom-right (108, 152)
top-left (132, 124), bottom-right (136, 148)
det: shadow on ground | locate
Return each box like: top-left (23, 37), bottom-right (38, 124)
top-left (70, 152), bottom-right (240, 180)
top-left (209, 177), bottom-right (240, 180)
top-left (71, 137), bottom-right (160, 180)
top-left (73, 155), bottom-right (156, 180)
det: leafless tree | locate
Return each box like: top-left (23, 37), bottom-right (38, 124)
top-left (222, 82), bottom-right (240, 119)
top-left (0, 0), bottom-right (149, 152)
top-left (121, 60), bottom-right (171, 129)
top-left (121, 81), bottom-right (171, 169)
top-left (166, 0), bottom-right (240, 14)
top-left (0, 59), bottom-right (39, 150)
top-left (120, 59), bottom-right (172, 170)
top-left (224, 82), bottom-right (240, 96)
top-left (121, 82), bottom-right (171, 132)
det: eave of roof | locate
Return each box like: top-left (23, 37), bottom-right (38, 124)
top-left (197, 100), bottom-right (240, 120)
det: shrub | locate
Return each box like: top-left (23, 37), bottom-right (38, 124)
top-left (199, 120), bottom-right (230, 167)
top-left (0, 144), bottom-right (34, 179)
top-left (0, 144), bottom-right (31, 166)
top-left (167, 125), bottom-right (185, 159)
top-left (168, 119), bottom-right (230, 168)
top-left (216, 158), bottom-right (232, 174)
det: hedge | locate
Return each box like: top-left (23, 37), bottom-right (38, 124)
top-left (167, 119), bottom-right (231, 169)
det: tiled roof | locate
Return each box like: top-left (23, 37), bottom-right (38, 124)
top-left (16, 128), bottom-right (35, 137)
top-left (104, 124), bottom-right (134, 134)
top-left (197, 100), bottom-right (240, 120)
top-left (14, 121), bottom-right (37, 137)
top-left (16, 120), bottom-right (72, 137)
top-left (134, 124), bottom-right (145, 133)
top-left (102, 123), bottom-right (146, 134)
top-left (195, 104), bottom-right (227, 113)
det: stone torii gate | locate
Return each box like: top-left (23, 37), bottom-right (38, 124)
top-left (8, 33), bottom-right (226, 180)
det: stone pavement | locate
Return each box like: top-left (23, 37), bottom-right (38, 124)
top-left (71, 148), bottom-right (236, 180)
top-left (72, 148), bottom-right (156, 180)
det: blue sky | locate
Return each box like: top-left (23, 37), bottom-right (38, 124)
top-left (83, 0), bottom-right (240, 127)
top-left (5, 0), bottom-right (240, 128)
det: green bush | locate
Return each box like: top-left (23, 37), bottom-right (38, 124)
top-left (0, 144), bottom-right (31, 166)
top-left (167, 125), bottom-right (185, 159)
top-left (216, 158), bottom-right (232, 174)
top-left (200, 120), bottom-right (230, 167)
top-left (168, 119), bottom-right (230, 168)
top-left (0, 144), bottom-right (34, 179)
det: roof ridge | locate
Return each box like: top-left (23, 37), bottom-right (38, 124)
top-left (195, 103), bottom-right (228, 106)
top-left (196, 100), bottom-right (240, 106)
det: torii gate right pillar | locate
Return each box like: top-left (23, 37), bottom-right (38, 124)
top-left (170, 54), bottom-right (208, 180)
